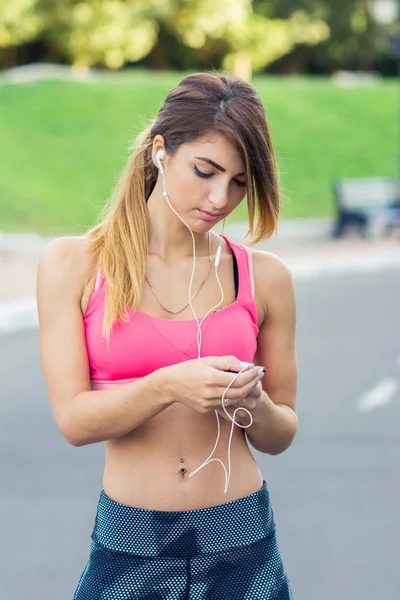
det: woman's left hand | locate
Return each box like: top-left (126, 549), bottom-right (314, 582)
top-left (215, 378), bottom-right (264, 426)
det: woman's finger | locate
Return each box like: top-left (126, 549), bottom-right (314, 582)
top-left (216, 366), bottom-right (261, 389)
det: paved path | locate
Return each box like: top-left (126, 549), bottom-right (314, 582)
top-left (1, 269), bottom-right (399, 600)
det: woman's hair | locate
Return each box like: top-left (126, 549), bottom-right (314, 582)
top-left (87, 70), bottom-right (280, 342)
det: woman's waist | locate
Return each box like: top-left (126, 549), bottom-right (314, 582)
top-left (102, 441), bottom-right (262, 511)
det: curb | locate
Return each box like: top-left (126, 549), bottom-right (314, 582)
top-left (0, 218), bottom-right (334, 254)
top-left (0, 232), bottom-right (54, 255)
top-left (224, 218), bottom-right (334, 244)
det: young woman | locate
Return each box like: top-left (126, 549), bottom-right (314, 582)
top-left (37, 71), bottom-right (297, 599)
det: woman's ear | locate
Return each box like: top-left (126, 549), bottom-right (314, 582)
top-left (151, 134), bottom-right (166, 170)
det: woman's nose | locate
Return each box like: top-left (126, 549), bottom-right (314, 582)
top-left (208, 183), bottom-right (230, 211)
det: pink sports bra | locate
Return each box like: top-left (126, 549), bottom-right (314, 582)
top-left (84, 234), bottom-right (259, 390)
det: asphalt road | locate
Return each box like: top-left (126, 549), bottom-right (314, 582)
top-left (1, 268), bottom-right (399, 600)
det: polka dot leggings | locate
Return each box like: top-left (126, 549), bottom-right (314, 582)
top-left (73, 480), bottom-right (293, 599)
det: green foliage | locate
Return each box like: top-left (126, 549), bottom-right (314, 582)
top-left (266, 0), bottom-right (395, 71)
top-left (157, 0), bottom-right (330, 75)
top-left (39, 0), bottom-right (170, 68)
top-left (0, 74), bottom-right (397, 233)
top-left (0, 0), bottom-right (43, 47)
top-left (223, 9), bottom-right (329, 73)
top-left (1, 0), bottom-right (396, 73)
top-left (0, 0), bottom-right (330, 73)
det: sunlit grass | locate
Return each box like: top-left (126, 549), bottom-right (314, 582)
top-left (0, 72), bottom-right (397, 233)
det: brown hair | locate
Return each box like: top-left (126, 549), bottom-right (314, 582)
top-left (87, 70), bottom-right (280, 343)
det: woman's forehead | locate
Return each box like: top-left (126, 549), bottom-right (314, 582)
top-left (179, 135), bottom-right (245, 169)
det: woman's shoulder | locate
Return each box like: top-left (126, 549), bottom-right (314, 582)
top-left (247, 247), bottom-right (295, 321)
top-left (249, 247), bottom-right (292, 280)
top-left (37, 234), bottom-right (97, 296)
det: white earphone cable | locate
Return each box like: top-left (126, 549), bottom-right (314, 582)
top-left (157, 151), bottom-right (253, 494)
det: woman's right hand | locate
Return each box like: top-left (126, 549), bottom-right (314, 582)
top-left (162, 356), bottom-right (264, 415)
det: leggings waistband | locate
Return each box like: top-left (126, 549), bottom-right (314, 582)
top-left (91, 480), bottom-right (275, 559)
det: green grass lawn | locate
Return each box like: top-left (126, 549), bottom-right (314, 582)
top-left (0, 71), bottom-right (397, 234)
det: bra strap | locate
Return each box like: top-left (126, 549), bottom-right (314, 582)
top-left (242, 245), bottom-right (255, 299)
top-left (94, 267), bottom-right (102, 292)
top-left (220, 234), bottom-right (255, 301)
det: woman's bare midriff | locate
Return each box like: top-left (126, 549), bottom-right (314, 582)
top-left (102, 400), bottom-right (264, 511)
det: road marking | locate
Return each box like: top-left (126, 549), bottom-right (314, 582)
top-left (357, 378), bottom-right (399, 412)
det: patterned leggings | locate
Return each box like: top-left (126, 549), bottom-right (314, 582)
top-left (73, 480), bottom-right (293, 600)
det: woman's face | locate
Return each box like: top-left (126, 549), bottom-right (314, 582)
top-left (153, 133), bottom-right (248, 230)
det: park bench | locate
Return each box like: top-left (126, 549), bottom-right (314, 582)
top-left (332, 177), bottom-right (400, 238)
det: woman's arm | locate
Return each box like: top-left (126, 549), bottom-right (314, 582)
top-left (37, 237), bottom-right (174, 447)
top-left (244, 250), bottom-right (298, 455)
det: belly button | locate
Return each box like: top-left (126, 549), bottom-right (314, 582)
top-left (180, 467), bottom-right (187, 475)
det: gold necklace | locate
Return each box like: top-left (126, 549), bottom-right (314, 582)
top-left (144, 231), bottom-right (212, 315)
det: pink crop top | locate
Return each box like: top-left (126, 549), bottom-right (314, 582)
top-left (83, 234), bottom-right (259, 390)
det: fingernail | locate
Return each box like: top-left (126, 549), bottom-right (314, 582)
top-left (257, 367), bottom-right (266, 377)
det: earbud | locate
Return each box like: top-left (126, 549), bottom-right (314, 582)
top-left (215, 245), bottom-right (222, 268)
top-left (156, 149), bottom-right (165, 174)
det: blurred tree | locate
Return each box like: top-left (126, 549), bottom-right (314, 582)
top-left (162, 0), bottom-right (329, 79)
top-left (38, 0), bottom-right (171, 69)
top-left (16, 0), bottom-right (327, 76)
top-left (0, 0), bottom-right (394, 75)
top-left (264, 0), bottom-right (392, 73)
top-left (0, 0), bottom-right (43, 67)
top-left (222, 7), bottom-right (329, 77)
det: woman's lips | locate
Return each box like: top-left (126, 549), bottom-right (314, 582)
top-left (198, 209), bottom-right (222, 221)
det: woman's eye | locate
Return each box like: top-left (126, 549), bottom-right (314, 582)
top-left (194, 165), bottom-right (246, 188)
top-left (194, 165), bottom-right (212, 178)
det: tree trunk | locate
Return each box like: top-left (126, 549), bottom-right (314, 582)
top-left (1, 46), bottom-right (18, 70)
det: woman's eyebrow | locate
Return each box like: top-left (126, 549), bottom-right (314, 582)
top-left (194, 156), bottom-right (245, 177)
